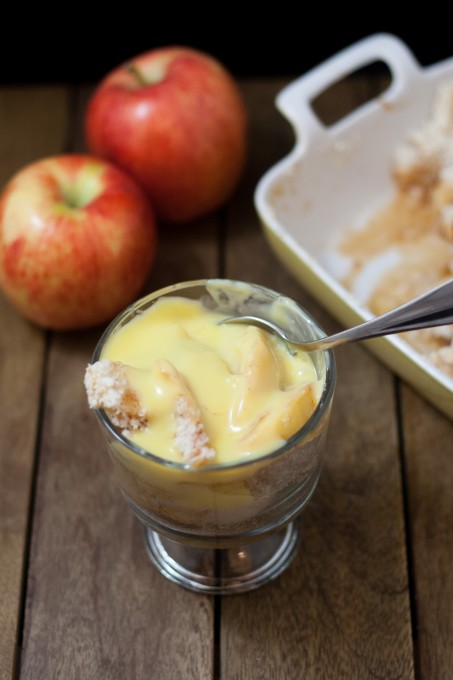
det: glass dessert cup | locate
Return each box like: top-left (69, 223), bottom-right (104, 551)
top-left (91, 279), bottom-right (336, 594)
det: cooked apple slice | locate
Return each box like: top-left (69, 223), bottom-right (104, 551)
top-left (230, 327), bottom-right (280, 426)
top-left (239, 383), bottom-right (317, 450)
top-left (241, 327), bottom-right (280, 391)
top-left (277, 384), bottom-right (317, 440)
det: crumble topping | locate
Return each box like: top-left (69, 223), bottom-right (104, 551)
top-left (84, 359), bottom-right (147, 431)
top-left (155, 359), bottom-right (215, 466)
top-left (84, 358), bottom-right (215, 466)
top-left (394, 81), bottom-right (453, 202)
top-left (339, 80), bottom-right (453, 380)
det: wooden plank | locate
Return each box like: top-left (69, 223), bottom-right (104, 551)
top-left (220, 78), bottom-right (414, 678)
top-left (19, 85), bottom-right (218, 679)
top-left (0, 85), bottom-right (69, 680)
top-left (0, 86), bottom-right (70, 184)
top-left (401, 386), bottom-right (453, 680)
top-left (20, 331), bottom-right (215, 679)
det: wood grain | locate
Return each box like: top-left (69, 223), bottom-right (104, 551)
top-left (20, 331), bottom-right (214, 679)
top-left (3, 75), bottom-right (452, 680)
top-left (0, 85), bottom-right (69, 680)
top-left (18, 85), bottom-right (219, 679)
top-left (401, 386), bottom-right (453, 680)
top-left (219, 77), bottom-right (414, 679)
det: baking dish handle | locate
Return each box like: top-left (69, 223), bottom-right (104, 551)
top-left (276, 33), bottom-right (422, 143)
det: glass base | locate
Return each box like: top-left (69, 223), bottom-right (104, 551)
top-left (143, 521), bottom-right (300, 594)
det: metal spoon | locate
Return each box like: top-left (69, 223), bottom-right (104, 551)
top-left (220, 278), bottom-right (453, 352)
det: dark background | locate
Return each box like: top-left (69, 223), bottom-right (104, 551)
top-left (2, 10), bottom-right (452, 84)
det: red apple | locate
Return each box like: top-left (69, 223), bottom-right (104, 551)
top-left (0, 154), bottom-right (157, 330)
top-left (85, 46), bottom-right (248, 224)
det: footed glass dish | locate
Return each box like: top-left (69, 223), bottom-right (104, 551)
top-left (89, 279), bottom-right (336, 594)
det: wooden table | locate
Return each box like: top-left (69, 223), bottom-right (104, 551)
top-left (1, 75), bottom-right (452, 680)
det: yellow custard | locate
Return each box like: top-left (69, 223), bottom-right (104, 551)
top-left (87, 295), bottom-right (322, 466)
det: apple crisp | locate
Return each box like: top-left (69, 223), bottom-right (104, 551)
top-left (339, 80), bottom-right (453, 379)
top-left (84, 358), bottom-right (215, 466)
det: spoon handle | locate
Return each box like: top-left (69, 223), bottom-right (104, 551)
top-left (325, 278), bottom-right (453, 348)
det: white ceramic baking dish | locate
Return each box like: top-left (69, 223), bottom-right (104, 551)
top-left (255, 33), bottom-right (453, 420)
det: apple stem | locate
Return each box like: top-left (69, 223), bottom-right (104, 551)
top-left (125, 62), bottom-right (148, 87)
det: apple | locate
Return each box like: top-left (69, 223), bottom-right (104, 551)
top-left (85, 46), bottom-right (248, 224)
top-left (0, 154), bottom-right (157, 331)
